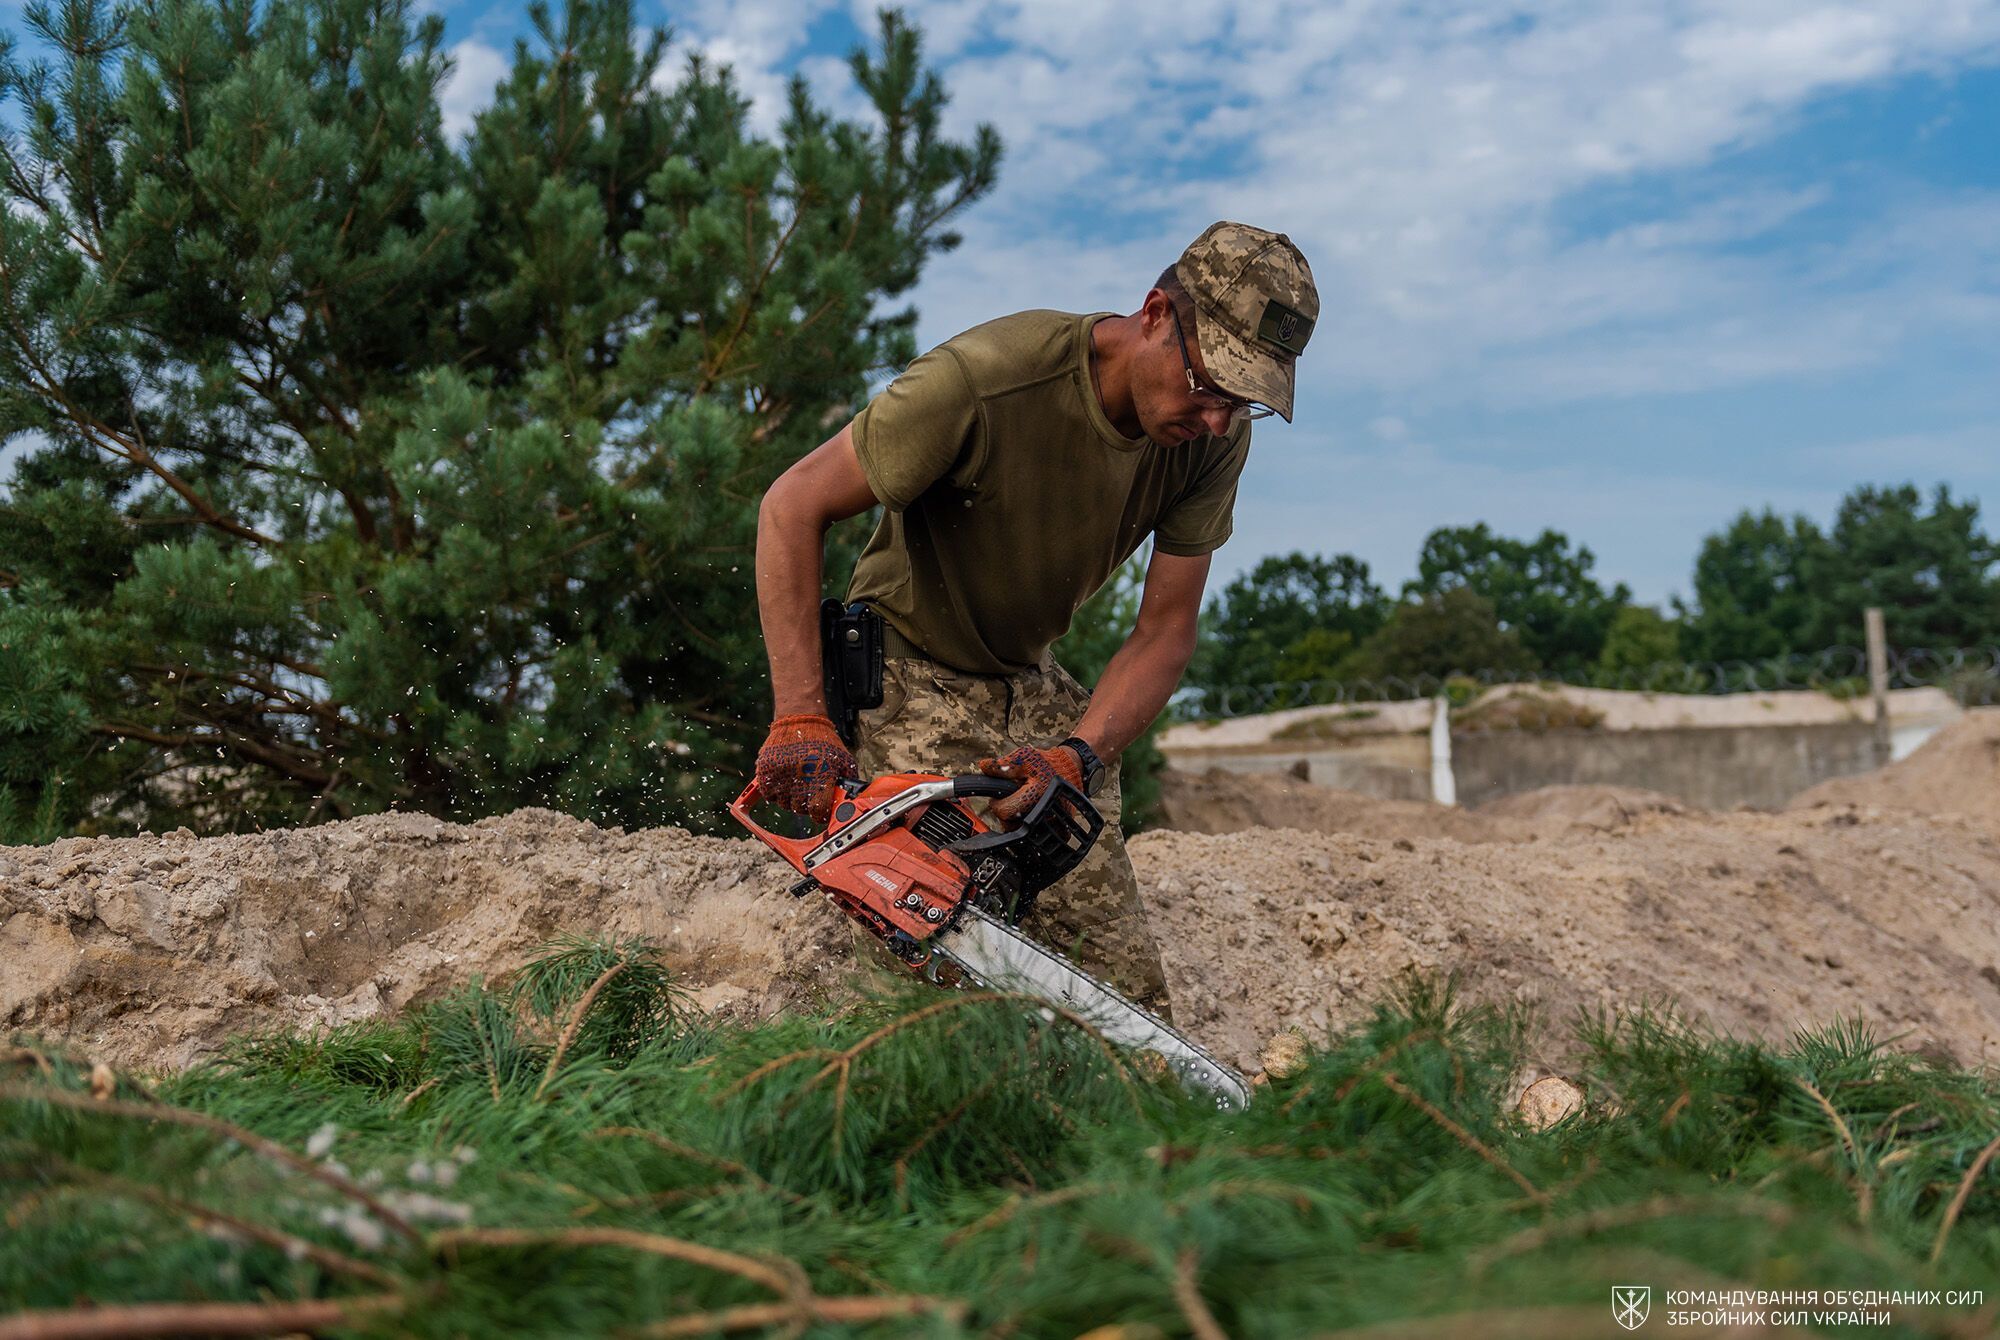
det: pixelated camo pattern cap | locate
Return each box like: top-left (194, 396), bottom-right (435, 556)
top-left (1174, 221), bottom-right (1318, 422)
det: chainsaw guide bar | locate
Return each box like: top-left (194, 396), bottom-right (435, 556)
top-left (929, 904), bottom-right (1251, 1108)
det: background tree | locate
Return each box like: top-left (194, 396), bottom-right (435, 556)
top-left (1187, 551), bottom-right (1389, 712)
top-left (1674, 508), bottom-right (1831, 663)
top-left (1677, 486), bottom-right (1999, 662)
top-left (1339, 587), bottom-right (1537, 686)
top-left (1407, 523), bottom-right (1630, 671)
top-left (1813, 484), bottom-right (2000, 650)
top-left (0, 0), bottom-right (998, 838)
top-left (1054, 548), bottom-right (1161, 833)
top-left (1596, 604), bottom-right (1681, 680)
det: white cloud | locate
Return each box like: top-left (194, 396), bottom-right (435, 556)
top-left (662, 0), bottom-right (846, 136)
top-left (439, 39), bottom-right (510, 141)
top-left (849, 0), bottom-right (2000, 406)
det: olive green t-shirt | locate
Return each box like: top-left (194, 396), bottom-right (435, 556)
top-left (846, 310), bottom-right (1251, 675)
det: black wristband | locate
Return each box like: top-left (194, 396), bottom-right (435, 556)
top-left (1060, 736), bottom-right (1106, 797)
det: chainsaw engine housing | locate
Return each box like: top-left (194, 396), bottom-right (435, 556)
top-left (729, 772), bottom-right (1102, 970)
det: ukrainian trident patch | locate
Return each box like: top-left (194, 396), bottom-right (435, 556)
top-left (1256, 299), bottom-right (1313, 356)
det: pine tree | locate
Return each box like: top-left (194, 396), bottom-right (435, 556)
top-left (0, 0), bottom-right (999, 837)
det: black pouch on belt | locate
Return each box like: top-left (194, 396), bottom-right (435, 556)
top-left (820, 599), bottom-right (884, 747)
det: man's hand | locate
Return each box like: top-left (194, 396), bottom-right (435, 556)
top-left (976, 744), bottom-right (1087, 825)
top-left (755, 714), bottom-right (859, 822)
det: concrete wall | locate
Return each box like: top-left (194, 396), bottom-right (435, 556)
top-left (1164, 737), bottom-right (1434, 800)
top-left (1449, 721), bottom-right (1881, 811)
top-left (1159, 702), bottom-right (1963, 811)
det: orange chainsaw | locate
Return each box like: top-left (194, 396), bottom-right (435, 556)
top-left (730, 771), bottom-right (1249, 1107)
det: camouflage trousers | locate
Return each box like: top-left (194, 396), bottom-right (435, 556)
top-left (854, 655), bottom-right (1173, 1021)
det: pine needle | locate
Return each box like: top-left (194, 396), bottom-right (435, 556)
top-left (0, 1084), bottom-right (420, 1245)
top-left (1469, 1195), bottom-right (1796, 1276)
top-left (533, 961), bottom-right (626, 1101)
top-left (430, 1226), bottom-right (809, 1302)
top-left (40, 1154), bottom-right (397, 1287)
top-left (944, 1182), bottom-right (1109, 1246)
top-left (1929, 1131), bottom-right (2000, 1265)
top-left (1377, 1071), bottom-right (1546, 1206)
top-left (588, 1126), bottom-right (809, 1205)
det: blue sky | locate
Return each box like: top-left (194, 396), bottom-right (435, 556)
top-left (536, 0), bottom-right (1992, 611)
top-left (12, 0), bottom-right (2000, 610)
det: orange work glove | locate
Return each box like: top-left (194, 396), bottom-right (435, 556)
top-left (976, 743), bottom-right (1086, 825)
top-left (755, 714), bottom-right (858, 822)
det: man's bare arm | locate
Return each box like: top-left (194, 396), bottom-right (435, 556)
top-left (755, 422), bottom-right (881, 717)
top-left (1070, 549), bottom-right (1211, 761)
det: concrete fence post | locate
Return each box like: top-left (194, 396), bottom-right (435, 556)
top-left (1430, 695), bottom-right (1456, 806)
top-left (1865, 606), bottom-right (1891, 767)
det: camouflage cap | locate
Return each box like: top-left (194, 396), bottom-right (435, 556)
top-left (1173, 221), bottom-right (1317, 423)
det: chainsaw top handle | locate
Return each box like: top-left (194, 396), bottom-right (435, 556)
top-left (948, 775), bottom-right (1020, 799)
top-left (727, 777), bottom-right (821, 870)
top-left (728, 772), bottom-right (1025, 873)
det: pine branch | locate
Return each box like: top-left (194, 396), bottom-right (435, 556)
top-left (638, 1294), bottom-right (966, 1338)
top-left (1171, 1246), bottom-right (1230, 1340)
top-left (430, 1226), bottom-right (809, 1302)
top-left (0, 1084), bottom-right (421, 1246)
top-left (0, 1294), bottom-right (402, 1340)
top-left (1929, 1131), bottom-right (2000, 1265)
top-left (7, 356), bottom-right (276, 547)
top-left (532, 962), bottom-right (624, 1101)
top-left (37, 1154), bottom-right (397, 1287)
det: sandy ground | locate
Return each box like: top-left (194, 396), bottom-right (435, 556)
top-left (0, 810), bottom-right (854, 1071)
top-left (5, 712), bottom-right (1998, 1079)
top-left (1154, 769), bottom-right (1691, 844)
top-left (1788, 706), bottom-right (2000, 833)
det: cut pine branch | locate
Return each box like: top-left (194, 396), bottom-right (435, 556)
top-left (0, 1084), bottom-right (419, 1245)
top-left (0, 1292), bottom-right (401, 1340)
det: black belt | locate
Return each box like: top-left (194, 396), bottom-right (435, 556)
top-left (880, 621), bottom-right (929, 661)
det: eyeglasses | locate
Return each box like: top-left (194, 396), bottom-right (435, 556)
top-left (1169, 306), bottom-right (1276, 423)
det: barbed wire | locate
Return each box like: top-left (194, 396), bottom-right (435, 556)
top-left (1171, 645), bottom-right (2000, 721)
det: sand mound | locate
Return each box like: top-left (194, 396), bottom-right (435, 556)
top-left (1157, 769), bottom-right (1689, 843)
top-left (1136, 806), bottom-right (2000, 1076)
top-left (0, 809), bottom-right (855, 1070)
top-left (8, 770), bottom-right (2000, 1079)
top-left (1788, 708), bottom-right (2000, 834)
top-left (1156, 768), bottom-right (1510, 842)
top-left (1475, 784), bottom-right (1689, 831)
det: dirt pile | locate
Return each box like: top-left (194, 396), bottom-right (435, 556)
top-left (1789, 707), bottom-right (2000, 834)
top-left (1476, 784), bottom-right (1690, 831)
top-left (0, 809), bottom-right (856, 1070)
top-left (7, 717), bottom-right (2000, 1078)
top-left (1156, 767), bottom-right (1686, 843)
top-left (1155, 767), bottom-right (1510, 842)
top-left (1131, 803), bottom-right (2000, 1077)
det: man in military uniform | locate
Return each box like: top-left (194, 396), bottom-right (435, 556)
top-left (753, 221), bottom-right (1318, 1019)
